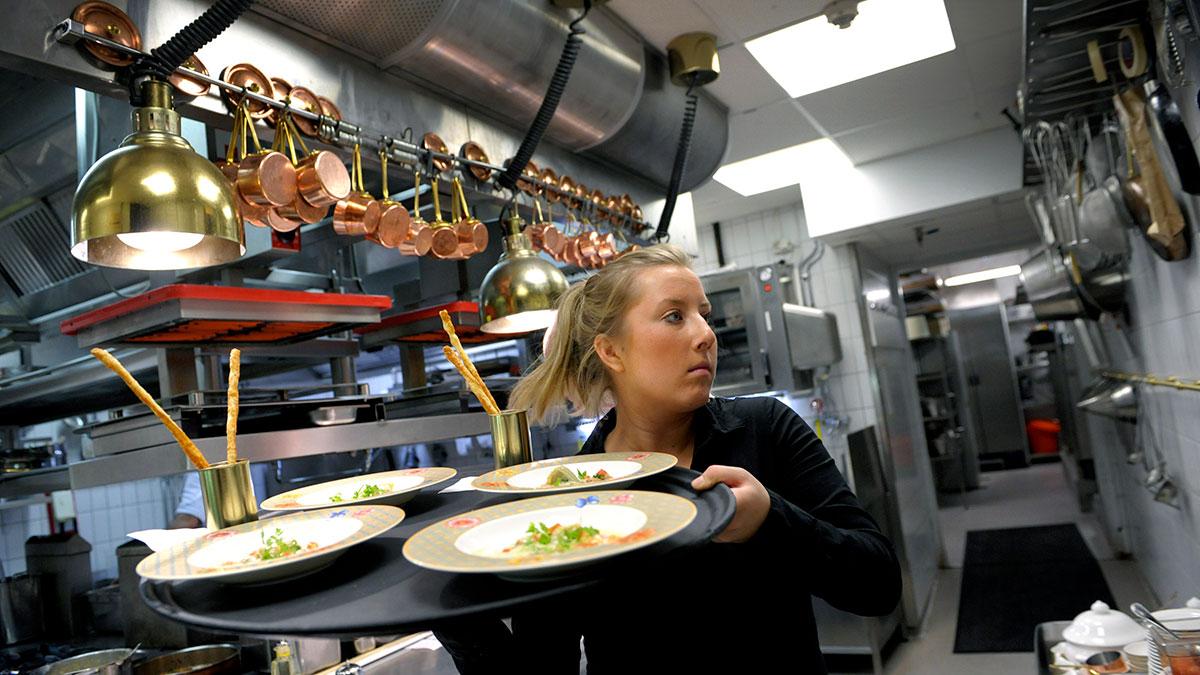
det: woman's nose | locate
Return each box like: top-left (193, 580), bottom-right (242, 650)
top-left (695, 319), bottom-right (715, 351)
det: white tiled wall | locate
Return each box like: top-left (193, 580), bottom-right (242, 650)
top-left (694, 203), bottom-right (881, 469)
top-left (0, 478), bottom-right (173, 583)
top-left (1082, 226), bottom-right (1200, 605)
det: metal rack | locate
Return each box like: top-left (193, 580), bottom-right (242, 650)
top-left (53, 18), bottom-right (651, 231)
top-left (1102, 369), bottom-right (1200, 391)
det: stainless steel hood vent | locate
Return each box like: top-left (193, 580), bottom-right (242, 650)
top-left (254, 0), bottom-right (728, 190)
top-left (0, 200), bottom-right (88, 296)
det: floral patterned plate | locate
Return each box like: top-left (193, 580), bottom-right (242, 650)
top-left (403, 490), bottom-right (696, 581)
top-left (260, 468), bottom-right (457, 511)
top-left (470, 452), bottom-right (677, 495)
top-left (137, 505), bottom-right (404, 585)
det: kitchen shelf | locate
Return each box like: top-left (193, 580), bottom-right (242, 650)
top-left (0, 466), bottom-right (70, 500)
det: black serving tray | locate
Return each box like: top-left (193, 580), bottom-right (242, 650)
top-left (140, 467), bottom-right (735, 638)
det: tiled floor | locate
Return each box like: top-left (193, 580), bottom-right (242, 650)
top-left (832, 460), bottom-right (1156, 675)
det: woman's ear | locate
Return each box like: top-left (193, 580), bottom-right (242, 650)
top-left (593, 333), bottom-right (625, 373)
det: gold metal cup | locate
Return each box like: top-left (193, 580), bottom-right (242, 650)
top-left (198, 460), bottom-right (258, 530)
top-left (489, 409), bottom-right (532, 470)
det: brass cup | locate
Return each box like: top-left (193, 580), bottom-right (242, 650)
top-left (198, 459), bottom-right (258, 530)
top-left (489, 409), bottom-right (532, 470)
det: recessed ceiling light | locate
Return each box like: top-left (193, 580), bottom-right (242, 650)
top-left (712, 138), bottom-right (851, 197)
top-left (943, 265), bottom-right (1022, 287)
top-left (745, 0), bottom-right (956, 98)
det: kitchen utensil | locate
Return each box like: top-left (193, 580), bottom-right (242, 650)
top-left (220, 104), bottom-right (271, 229)
top-left (272, 115), bottom-right (329, 225)
top-left (1063, 601), bottom-right (1146, 656)
top-left (0, 573), bottom-right (43, 644)
top-left (489, 409), bottom-right (532, 470)
top-left (220, 64), bottom-right (274, 119)
top-left (451, 177), bottom-right (488, 256)
top-left (168, 54), bottom-right (211, 99)
top-left (137, 505), bottom-right (405, 585)
top-left (472, 451), bottom-right (679, 495)
top-left (508, 159), bottom-right (540, 196)
top-left (261, 467), bottom-right (457, 511)
top-left (403, 489), bottom-right (697, 581)
top-left (235, 106), bottom-right (297, 208)
top-left (459, 141), bottom-right (492, 182)
top-left (558, 175), bottom-right (577, 207)
top-left (1144, 79), bottom-right (1200, 193)
top-left (270, 77), bottom-right (292, 102)
top-left (332, 144), bottom-right (381, 237)
top-left (540, 167), bottom-right (561, 202)
top-left (1134, 602), bottom-right (1184, 639)
top-left (422, 132), bottom-right (451, 175)
top-left (198, 459), bottom-right (258, 530)
top-left (399, 172), bottom-right (434, 256)
top-left (428, 178), bottom-right (460, 259)
top-left (131, 644), bottom-right (240, 675)
top-left (71, 1), bottom-right (141, 69)
top-left (1115, 87), bottom-right (1189, 261)
top-left (372, 146), bottom-right (412, 248)
top-left (315, 96), bottom-right (342, 121)
top-left (280, 86), bottom-right (321, 137)
top-left (31, 647), bottom-right (135, 675)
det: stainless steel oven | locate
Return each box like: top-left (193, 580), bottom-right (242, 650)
top-left (701, 265), bottom-right (841, 396)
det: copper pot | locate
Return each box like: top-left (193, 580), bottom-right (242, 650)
top-left (543, 225), bottom-right (566, 257)
top-left (399, 218), bottom-right (434, 256)
top-left (72, 1), bottom-right (141, 69)
top-left (604, 196), bottom-right (622, 225)
top-left (296, 151), bottom-right (351, 207)
top-left (277, 194), bottom-right (328, 224)
top-left (216, 159), bottom-right (268, 228)
top-left (558, 175), bottom-right (577, 207)
top-left (284, 86), bottom-right (322, 137)
top-left (455, 219), bottom-right (489, 255)
top-left (316, 96), bottom-right (342, 121)
top-left (631, 205), bottom-right (644, 224)
top-left (422, 133), bottom-right (452, 174)
top-left (220, 64), bottom-right (274, 119)
top-left (572, 182), bottom-right (589, 210)
top-left (459, 142), bottom-right (492, 182)
top-left (562, 235), bottom-right (582, 267)
top-left (332, 192), bottom-right (380, 236)
top-left (265, 207), bottom-right (303, 233)
top-left (540, 168), bottom-right (561, 202)
top-left (430, 225), bottom-right (461, 259)
top-left (169, 54), bottom-right (211, 99)
top-left (237, 151), bottom-right (297, 207)
top-left (374, 201), bottom-right (412, 248)
top-left (526, 223), bottom-right (546, 249)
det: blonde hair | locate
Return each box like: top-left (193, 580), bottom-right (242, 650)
top-left (509, 244), bottom-right (692, 424)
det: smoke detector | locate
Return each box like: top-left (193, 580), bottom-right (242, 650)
top-left (823, 0), bottom-right (861, 29)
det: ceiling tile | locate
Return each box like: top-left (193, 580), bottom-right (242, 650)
top-left (690, 179), bottom-right (803, 224)
top-left (944, 0), bottom-right (1023, 45)
top-left (606, 0), bottom-right (720, 52)
top-left (832, 98), bottom-right (1005, 164)
top-left (705, 44), bottom-right (790, 114)
top-left (692, 0), bottom-right (825, 42)
top-left (795, 51), bottom-right (974, 135)
top-left (726, 99), bottom-right (821, 162)
top-left (963, 30), bottom-right (1021, 93)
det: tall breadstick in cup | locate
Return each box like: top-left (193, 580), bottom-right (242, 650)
top-left (443, 346), bottom-right (500, 415)
top-left (226, 348), bottom-right (241, 465)
top-left (439, 310), bottom-right (499, 411)
top-left (90, 348), bottom-right (209, 470)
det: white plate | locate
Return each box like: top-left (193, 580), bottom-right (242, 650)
top-left (260, 467), bottom-right (457, 511)
top-left (471, 452), bottom-right (677, 496)
top-left (137, 505), bottom-right (404, 584)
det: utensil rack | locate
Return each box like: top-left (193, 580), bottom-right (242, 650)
top-left (53, 18), bottom-right (651, 231)
top-left (1101, 369), bottom-right (1200, 392)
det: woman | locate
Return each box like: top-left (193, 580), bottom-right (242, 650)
top-left (440, 245), bottom-right (900, 673)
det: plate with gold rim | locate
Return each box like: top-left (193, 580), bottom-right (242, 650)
top-left (470, 452), bottom-right (676, 495)
top-left (137, 505), bottom-right (404, 584)
top-left (260, 467), bottom-right (457, 511)
top-left (403, 490), bottom-right (696, 581)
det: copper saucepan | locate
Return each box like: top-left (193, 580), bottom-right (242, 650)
top-left (169, 54), bottom-right (211, 99)
top-left (332, 144), bottom-right (381, 237)
top-left (451, 177), bottom-right (488, 256)
top-left (540, 167), bottom-right (561, 203)
top-left (371, 147), bottom-right (412, 248)
top-left (459, 142), bottom-right (493, 183)
top-left (422, 133), bottom-right (452, 175)
top-left (399, 173), bottom-right (434, 256)
top-left (428, 178), bottom-right (461, 259)
top-left (220, 63), bottom-right (274, 119)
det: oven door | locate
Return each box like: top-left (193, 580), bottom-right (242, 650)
top-left (701, 269), bottom-right (770, 396)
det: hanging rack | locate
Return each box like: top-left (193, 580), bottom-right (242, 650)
top-left (1102, 370), bottom-right (1200, 392)
top-left (53, 17), bottom-right (649, 230)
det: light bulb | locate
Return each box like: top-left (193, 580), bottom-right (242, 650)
top-left (116, 231), bottom-right (205, 252)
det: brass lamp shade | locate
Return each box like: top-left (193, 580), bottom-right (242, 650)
top-left (479, 231), bottom-right (569, 333)
top-left (71, 80), bottom-right (245, 270)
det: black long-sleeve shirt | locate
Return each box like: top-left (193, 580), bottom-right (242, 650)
top-left (437, 396), bottom-right (901, 673)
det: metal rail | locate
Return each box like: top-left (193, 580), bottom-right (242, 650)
top-left (53, 19), bottom-right (649, 230)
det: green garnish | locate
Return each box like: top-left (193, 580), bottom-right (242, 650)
top-left (507, 521), bottom-right (603, 556)
top-left (330, 494), bottom-right (344, 503)
top-left (329, 482), bottom-right (393, 503)
top-left (256, 528), bottom-right (301, 561)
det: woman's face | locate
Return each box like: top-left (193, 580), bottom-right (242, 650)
top-left (599, 265), bottom-right (717, 414)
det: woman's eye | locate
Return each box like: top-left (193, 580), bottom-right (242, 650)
top-left (664, 310), bottom-right (682, 323)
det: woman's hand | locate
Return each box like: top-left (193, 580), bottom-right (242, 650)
top-left (691, 465), bottom-right (771, 543)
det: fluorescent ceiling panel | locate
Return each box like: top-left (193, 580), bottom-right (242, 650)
top-left (712, 138), bottom-right (850, 196)
top-left (942, 265), bottom-right (1022, 287)
top-left (745, 0), bottom-right (956, 98)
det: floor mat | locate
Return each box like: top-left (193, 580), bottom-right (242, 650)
top-left (954, 523), bottom-right (1114, 653)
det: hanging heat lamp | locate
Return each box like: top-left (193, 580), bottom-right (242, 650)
top-left (478, 213), bottom-right (569, 333)
top-left (70, 0), bottom-right (255, 270)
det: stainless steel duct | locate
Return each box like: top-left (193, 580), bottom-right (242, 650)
top-left (254, 0), bottom-right (728, 190)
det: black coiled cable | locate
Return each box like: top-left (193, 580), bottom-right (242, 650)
top-left (655, 74), bottom-right (700, 241)
top-left (128, 0), bottom-right (256, 104)
top-left (497, 0), bottom-right (592, 191)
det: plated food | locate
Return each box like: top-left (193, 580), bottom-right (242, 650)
top-left (403, 490), bottom-right (695, 580)
top-left (471, 452), bottom-right (677, 495)
top-left (260, 467), bottom-right (457, 511)
top-left (138, 505), bottom-right (404, 584)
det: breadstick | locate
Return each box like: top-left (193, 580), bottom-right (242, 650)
top-left (444, 346), bottom-right (500, 415)
top-left (226, 348), bottom-right (241, 465)
top-left (90, 348), bottom-right (209, 470)
top-left (439, 310), bottom-right (499, 410)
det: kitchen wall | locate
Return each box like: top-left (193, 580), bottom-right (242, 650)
top-left (692, 202), bottom-right (881, 472)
